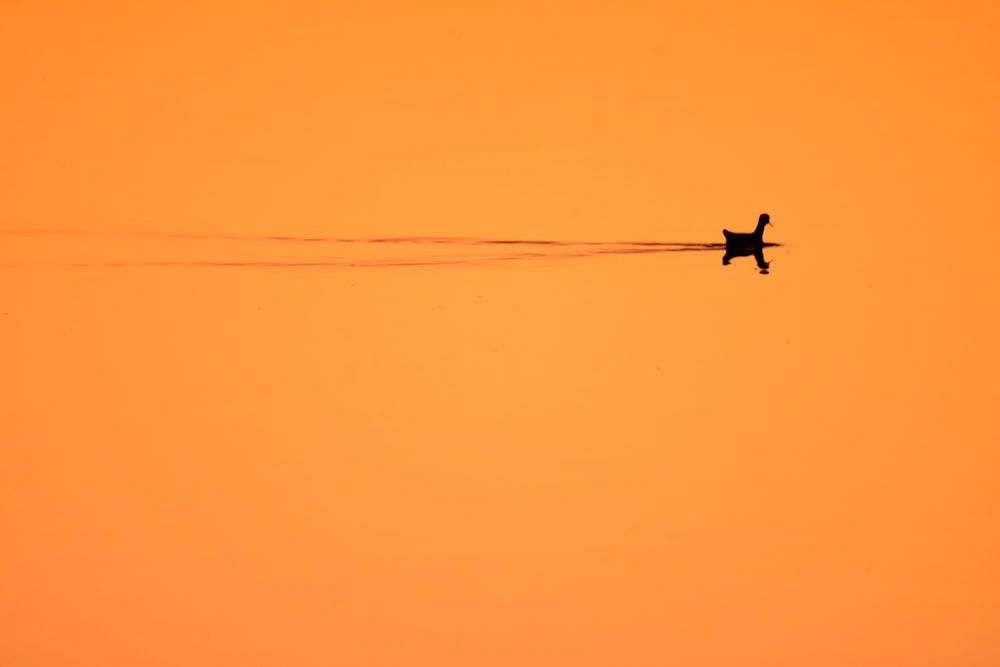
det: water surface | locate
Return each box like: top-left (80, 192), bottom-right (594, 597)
top-left (3, 223), bottom-right (997, 666)
top-left (3, 1), bottom-right (999, 664)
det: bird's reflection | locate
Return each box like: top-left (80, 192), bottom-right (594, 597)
top-left (722, 245), bottom-right (772, 274)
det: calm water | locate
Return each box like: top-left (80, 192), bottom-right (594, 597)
top-left (4, 1), bottom-right (999, 663)
top-left (3, 217), bottom-right (998, 665)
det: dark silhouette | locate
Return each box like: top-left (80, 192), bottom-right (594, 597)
top-left (723, 213), bottom-right (771, 246)
top-left (723, 213), bottom-right (774, 274)
top-left (722, 245), bottom-right (771, 273)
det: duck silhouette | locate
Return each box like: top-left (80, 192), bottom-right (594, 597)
top-left (723, 213), bottom-right (771, 247)
top-left (722, 213), bottom-right (774, 273)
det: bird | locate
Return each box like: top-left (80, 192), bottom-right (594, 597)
top-left (723, 213), bottom-right (771, 247)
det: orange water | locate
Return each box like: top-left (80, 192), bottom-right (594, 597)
top-left (3, 2), bottom-right (999, 665)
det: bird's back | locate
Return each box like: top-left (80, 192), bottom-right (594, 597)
top-left (723, 229), bottom-right (748, 241)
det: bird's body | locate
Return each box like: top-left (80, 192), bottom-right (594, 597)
top-left (723, 213), bottom-right (771, 246)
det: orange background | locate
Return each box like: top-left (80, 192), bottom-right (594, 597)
top-left (2, 1), bottom-right (999, 665)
